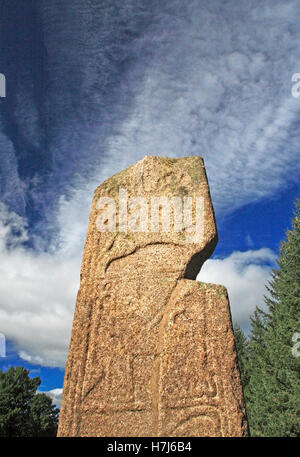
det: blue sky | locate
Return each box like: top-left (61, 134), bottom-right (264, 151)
top-left (0, 0), bottom-right (299, 406)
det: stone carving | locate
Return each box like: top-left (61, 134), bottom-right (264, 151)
top-left (57, 156), bottom-right (248, 437)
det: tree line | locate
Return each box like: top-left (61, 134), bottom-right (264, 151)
top-left (234, 199), bottom-right (300, 436)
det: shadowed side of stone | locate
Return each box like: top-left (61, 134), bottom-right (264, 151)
top-left (57, 156), bottom-right (248, 437)
top-left (158, 280), bottom-right (248, 437)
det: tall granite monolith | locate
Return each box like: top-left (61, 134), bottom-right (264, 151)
top-left (58, 156), bottom-right (248, 437)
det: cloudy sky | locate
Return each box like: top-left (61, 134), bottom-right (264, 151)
top-left (0, 0), bottom-right (299, 406)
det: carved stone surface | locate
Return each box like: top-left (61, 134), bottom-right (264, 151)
top-left (57, 156), bottom-right (248, 437)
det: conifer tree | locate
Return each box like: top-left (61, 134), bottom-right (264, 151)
top-left (245, 199), bottom-right (300, 437)
top-left (233, 323), bottom-right (250, 388)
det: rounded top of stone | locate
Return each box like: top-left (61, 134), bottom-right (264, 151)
top-left (94, 155), bottom-right (206, 197)
top-left (136, 155), bottom-right (204, 163)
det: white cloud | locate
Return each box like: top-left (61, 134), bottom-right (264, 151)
top-left (41, 388), bottom-right (63, 407)
top-left (197, 248), bottom-right (277, 335)
top-left (0, 204), bottom-right (80, 367)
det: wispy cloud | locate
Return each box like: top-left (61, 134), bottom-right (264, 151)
top-left (1, 1), bottom-right (300, 229)
top-left (100, 1), bottom-right (300, 215)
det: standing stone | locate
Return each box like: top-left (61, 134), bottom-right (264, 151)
top-left (57, 156), bottom-right (248, 437)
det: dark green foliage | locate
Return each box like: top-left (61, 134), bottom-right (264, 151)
top-left (237, 199), bottom-right (300, 437)
top-left (233, 323), bottom-right (250, 388)
top-left (0, 366), bottom-right (59, 437)
top-left (29, 393), bottom-right (60, 437)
